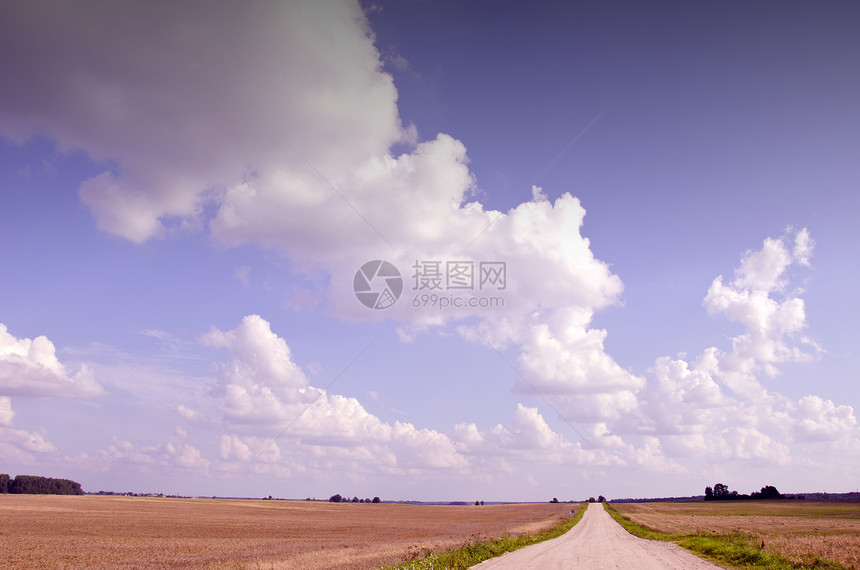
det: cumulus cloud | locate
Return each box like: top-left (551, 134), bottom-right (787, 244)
top-left (203, 315), bottom-right (467, 472)
top-left (201, 315), bottom-right (665, 476)
top-left (515, 316), bottom-right (645, 422)
top-left (702, 230), bottom-right (821, 397)
top-left (99, 437), bottom-right (211, 473)
top-left (640, 229), bottom-right (859, 464)
top-left (790, 395), bottom-right (857, 443)
top-left (0, 324), bottom-right (104, 398)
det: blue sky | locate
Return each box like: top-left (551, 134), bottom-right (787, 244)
top-left (1, 1), bottom-right (858, 501)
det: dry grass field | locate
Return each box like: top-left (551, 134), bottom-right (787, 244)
top-left (611, 500), bottom-right (860, 569)
top-left (0, 495), bottom-right (572, 569)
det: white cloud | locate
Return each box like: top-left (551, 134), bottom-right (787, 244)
top-left (99, 437), bottom-right (210, 473)
top-left (791, 395), bottom-right (857, 443)
top-left (0, 396), bottom-right (56, 462)
top-left (639, 229), bottom-right (859, 465)
top-left (204, 315), bottom-right (467, 473)
top-left (176, 405), bottom-right (204, 423)
top-left (0, 324), bottom-right (105, 398)
top-left (515, 316), bottom-right (645, 422)
top-left (732, 237), bottom-right (794, 292)
top-left (1, 1), bottom-right (404, 244)
top-left (793, 227), bottom-right (814, 266)
top-left (0, 396), bottom-right (13, 427)
top-left (700, 231), bottom-right (821, 400)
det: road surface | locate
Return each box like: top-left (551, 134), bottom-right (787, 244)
top-left (472, 502), bottom-right (722, 569)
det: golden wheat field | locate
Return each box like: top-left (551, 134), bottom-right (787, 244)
top-left (611, 500), bottom-right (860, 569)
top-left (0, 495), bottom-right (571, 569)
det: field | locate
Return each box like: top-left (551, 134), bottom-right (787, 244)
top-left (0, 495), bottom-right (572, 569)
top-left (611, 501), bottom-right (860, 569)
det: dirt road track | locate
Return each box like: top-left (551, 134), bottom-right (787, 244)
top-left (472, 502), bottom-right (723, 569)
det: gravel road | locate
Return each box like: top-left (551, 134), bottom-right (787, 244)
top-left (472, 502), bottom-right (723, 569)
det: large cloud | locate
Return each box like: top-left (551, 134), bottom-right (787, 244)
top-left (0, 0), bottom-right (402, 243)
top-left (1, 0), bottom-right (634, 436)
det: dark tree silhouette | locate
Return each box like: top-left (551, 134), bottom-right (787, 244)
top-left (705, 486), bottom-right (714, 500)
top-left (329, 494), bottom-right (343, 503)
top-left (551, 497), bottom-right (559, 503)
top-left (751, 485), bottom-right (782, 499)
top-left (7, 475), bottom-right (83, 495)
top-left (0, 473), bottom-right (10, 493)
top-left (372, 496), bottom-right (381, 503)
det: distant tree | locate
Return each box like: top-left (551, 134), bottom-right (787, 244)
top-left (713, 483), bottom-right (729, 499)
top-left (352, 496), bottom-right (359, 503)
top-left (704, 486), bottom-right (714, 500)
top-left (551, 497), bottom-right (559, 503)
top-left (9, 475), bottom-right (83, 495)
top-left (760, 485), bottom-right (781, 499)
top-left (480, 501), bottom-right (484, 506)
top-left (365, 498), bottom-right (371, 503)
top-left (598, 495), bottom-right (606, 503)
top-left (588, 497), bottom-right (595, 503)
top-left (475, 500), bottom-right (480, 505)
top-left (372, 496), bottom-right (381, 503)
top-left (329, 494), bottom-right (342, 503)
top-left (0, 473), bottom-right (10, 493)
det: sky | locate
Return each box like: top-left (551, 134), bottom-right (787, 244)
top-left (1, 0), bottom-right (858, 502)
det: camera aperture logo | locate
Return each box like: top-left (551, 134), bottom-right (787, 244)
top-left (353, 260), bottom-right (403, 310)
top-left (354, 259), bottom-right (507, 311)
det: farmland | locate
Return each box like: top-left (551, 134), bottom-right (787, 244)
top-left (610, 500), bottom-right (860, 568)
top-left (0, 495), bottom-right (571, 569)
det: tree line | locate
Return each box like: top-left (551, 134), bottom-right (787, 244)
top-left (0, 473), bottom-right (84, 495)
top-left (328, 494), bottom-right (380, 503)
top-left (704, 483), bottom-right (782, 501)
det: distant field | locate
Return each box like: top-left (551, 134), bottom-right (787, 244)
top-left (0, 495), bottom-right (571, 569)
top-left (611, 500), bottom-right (860, 568)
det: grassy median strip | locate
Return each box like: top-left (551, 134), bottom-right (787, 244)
top-left (385, 504), bottom-right (586, 570)
top-left (603, 503), bottom-right (844, 569)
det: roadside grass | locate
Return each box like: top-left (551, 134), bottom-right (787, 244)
top-left (384, 504), bottom-right (586, 570)
top-left (603, 503), bottom-right (845, 569)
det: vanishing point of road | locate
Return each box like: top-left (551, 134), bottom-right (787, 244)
top-left (473, 502), bottom-right (722, 569)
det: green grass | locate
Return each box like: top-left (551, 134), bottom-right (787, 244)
top-left (603, 503), bottom-right (845, 569)
top-left (383, 504), bottom-right (586, 570)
